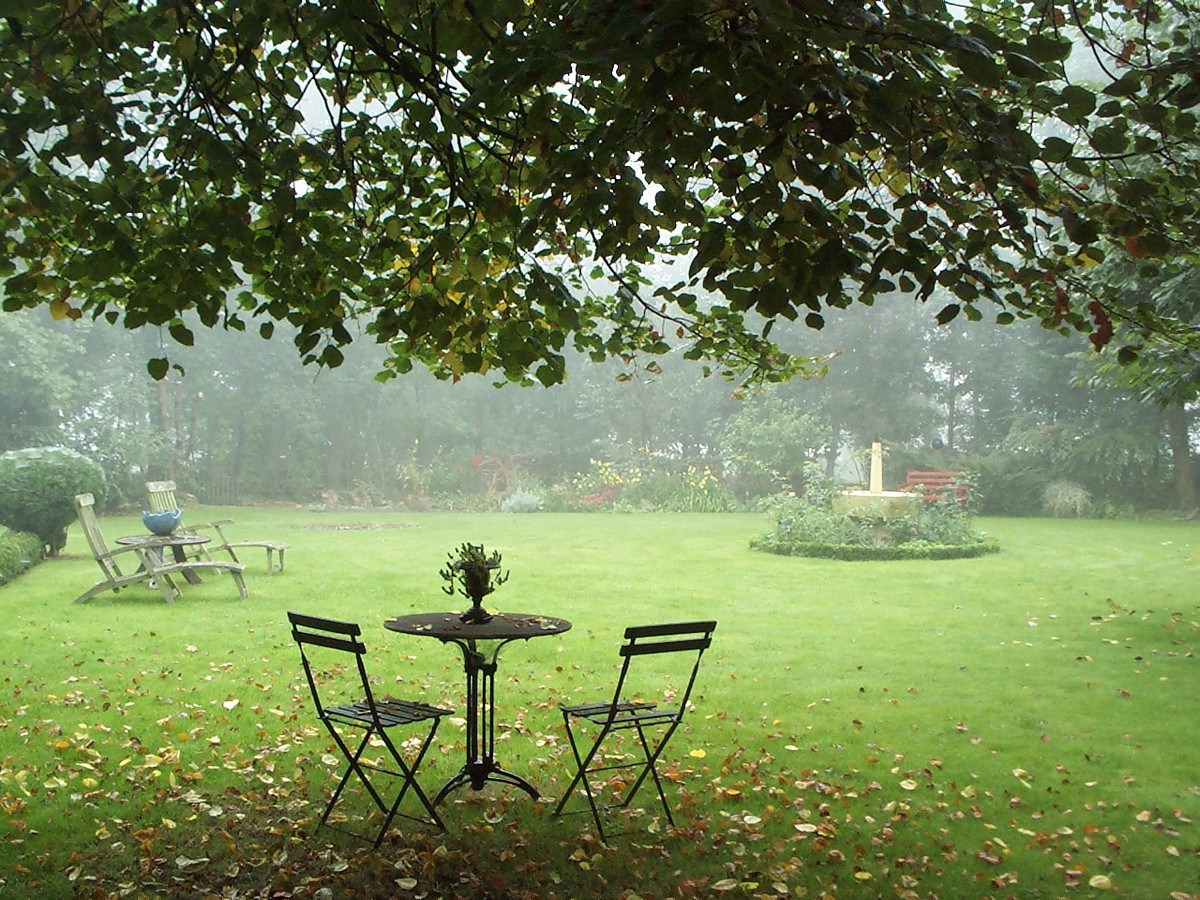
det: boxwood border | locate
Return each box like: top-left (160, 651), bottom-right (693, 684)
top-left (750, 537), bottom-right (1001, 561)
top-left (0, 529), bottom-right (43, 585)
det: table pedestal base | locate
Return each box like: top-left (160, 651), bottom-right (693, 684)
top-left (382, 612), bottom-right (572, 807)
top-left (432, 761), bottom-right (539, 806)
top-left (432, 643), bottom-right (542, 804)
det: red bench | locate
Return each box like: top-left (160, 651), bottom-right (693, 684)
top-left (904, 470), bottom-right (970, 504)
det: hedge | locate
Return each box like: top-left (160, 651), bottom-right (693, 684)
top-left (749, 537), bottom-right (1001, 561)
top-left (0, 528), bottom-right (42, 585)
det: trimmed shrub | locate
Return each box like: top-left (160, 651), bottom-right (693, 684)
top-left (0, 447), bottom-right (107, 556)
top-left (0, 528), bottom-right (41, 585)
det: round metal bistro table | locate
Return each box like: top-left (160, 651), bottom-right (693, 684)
top-left (384, 611), bottom-right (571, 805)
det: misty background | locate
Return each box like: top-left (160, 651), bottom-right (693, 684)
top-left (3, 288), bottom-right (1191, 519)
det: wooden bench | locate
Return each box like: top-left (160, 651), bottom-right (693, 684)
top-left (904, 470), bottom-right (970, 504)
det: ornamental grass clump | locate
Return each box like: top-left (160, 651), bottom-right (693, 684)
top-left (751, 491), bottom-right (998, 560)
top-left (501, 488), bottom-right (544, 513)
top-left (1042, 480), bottom-right (1092, 518)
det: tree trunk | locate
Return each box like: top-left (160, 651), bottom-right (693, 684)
top-left (325, 426), bottom-right (346, 494)
top-left (183, 391), bottom-right (201, 466)
top-left (945, 363), bottom-right (957, 452)
top-left (155, 378), bottom-right (177, 479)
top-left (825, 425), bottom-right (840, 479)
top-left (1165, 404), bottom-right (1197, 512)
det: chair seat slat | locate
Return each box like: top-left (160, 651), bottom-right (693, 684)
top-left (560, 699), bottom-right (657, 717)
top-left (579, 708), bottom-right (680, 728)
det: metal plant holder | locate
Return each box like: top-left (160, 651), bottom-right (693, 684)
top-left (440, 542), bottom-right (509, 624)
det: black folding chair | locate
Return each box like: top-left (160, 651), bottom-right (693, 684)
top-left (552, 621), bottom-right (716, 841)
top-left (288, 612), bottom-right (453, 846)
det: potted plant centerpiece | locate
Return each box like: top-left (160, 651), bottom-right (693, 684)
top-left (441, 542), bottom-right (509, 624)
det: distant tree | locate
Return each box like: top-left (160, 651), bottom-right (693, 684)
top-left (0, 310), bottom-right (83, 450)
top-left (767, 297), bottom-right (937, 476)
top-left (1084, 263), bottom-right (1200, 511)
top-left (2, 2), bottom-right (1197, 386)
top-left (720, 388), bottom-right (828, 494)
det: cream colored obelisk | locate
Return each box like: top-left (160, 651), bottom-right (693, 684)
top-left (869, 440), bottom-right (884, 494)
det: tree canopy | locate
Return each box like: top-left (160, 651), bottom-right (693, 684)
top-left (2, 0), bottom-right (1198, 384)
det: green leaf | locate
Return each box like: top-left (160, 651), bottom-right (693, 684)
top-left (1089, 124), bottom-right (1129, 155)
top-left (936, 304), bottom-right (960, 325)
top-left (1102, 73), bottom-right (1143, 98)
top-left (1059, 85), bottom-right (1097, 120)
top-left (147, 357), bottom-right (169, 380)
top-left (955, 52), bottom-right (1002, 87)
top-left (1004, 52), bottom-right (1050, 81)
top-left (1024, 34), bottom-right (1073, 62)
top-left (168, 321), bottom-right (195, 346)
top-left (1041, 136), bottom-right (1073, 163)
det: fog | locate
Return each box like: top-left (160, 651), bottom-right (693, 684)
top-left (1, 296), bottom-right (1194, 516)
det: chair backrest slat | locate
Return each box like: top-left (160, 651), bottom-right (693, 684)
top-left (293, 629), bottom-right (366, 655)
top-left (620, 636), bottom-right (712, 657)
top-left (288, 611), bottom-right (376, 720)
top-left (145, 481), bottom-right (180, 513)
top-left (624, 621), bottom-right (716, 640)
top-left (608, 621), bottom-right (716, 722)
top-left (74, 493), bottom-right (120, 579)
top-left (290, 611), bottom-right (362, 637)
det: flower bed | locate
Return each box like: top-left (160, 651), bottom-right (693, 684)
top-left (751, 494), bottom-right (999, 561)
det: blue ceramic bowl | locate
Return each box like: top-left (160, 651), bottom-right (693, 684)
top-left (142, 509), bottom-right (182, 536)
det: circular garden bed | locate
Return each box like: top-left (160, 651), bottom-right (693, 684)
top-left (750, 496), bottom-right (999, 561)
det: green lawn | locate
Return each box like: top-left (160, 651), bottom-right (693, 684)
top-left (1, 510), bottom-right (1197, 898)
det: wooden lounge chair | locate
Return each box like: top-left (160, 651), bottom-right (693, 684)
top-left (73, 493), bottom-right (248, 604)
top-left (146, 480), bottom-right (289, 574)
